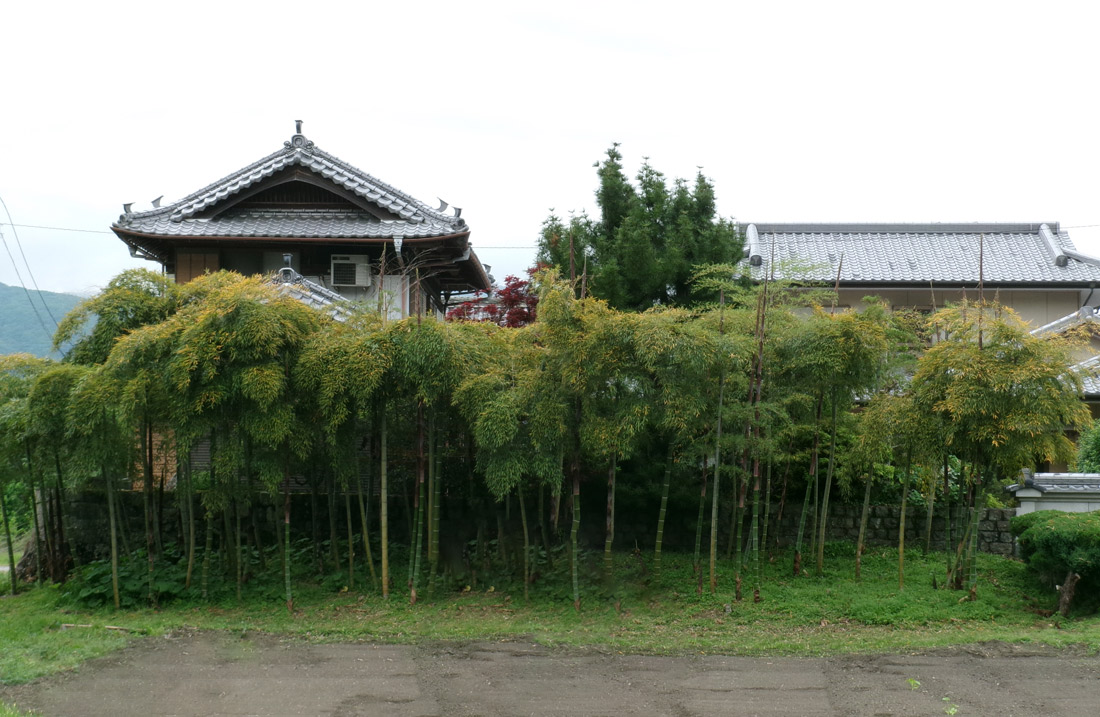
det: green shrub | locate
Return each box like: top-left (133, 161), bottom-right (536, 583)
top-left (1008, 509), bottom-right (1056, 538)
top-left (1077, 419), bottom-right (1100, 471)
top-left (1011, 510), bottom-right (1100, 614)
top-left (61, 548), bottom-right (196, 608)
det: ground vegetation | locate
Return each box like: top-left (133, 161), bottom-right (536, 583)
top-left (0, 266), bottom-right (1088, 624)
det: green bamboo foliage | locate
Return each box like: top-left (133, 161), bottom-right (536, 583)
top-left (66, 367), bottom-right (129, 608)
top-left (2, 265), bottom-right (1088, 614)
top-left (27, 364), bottom-right (89, 581)
top-left (454, 324), bottom-right (561, 593)
top-left (0, 354), bottom-right (52, 589)
top-left (910, 301), bottom-right (1090, 596)
top-left (157, 273), bottom-right (322, 607)
top-left (633, 307), bottom-right (721, 582)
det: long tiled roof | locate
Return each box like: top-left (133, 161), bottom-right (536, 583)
top-left (1007, 473), bottom-right (1100, 494)
top-left (121, 210), bottom-right (456, 240)
top-left (270, 268), bottom-right (353, 322)
top-left (114, 133), bottom-right (467, 241)
top-left (1071, 354), bottom-right (1100, 397)
top-left (1031, 306), bottom-right (1100, 337)
top-left (742, 223), bottom-right (1100, 285)
top-left (1028, 309), bottom-right (1100, 397)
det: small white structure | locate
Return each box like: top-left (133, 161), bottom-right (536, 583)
top-left (1007, 471), bottom-right (1100, 515)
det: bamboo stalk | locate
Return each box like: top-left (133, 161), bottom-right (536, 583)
top-left (26, 443), bottom-right (43, 585)
top-left (692, 455), bottom-right (708, 579)
top-left (816, 398), bottom-right (839, 577)
top-left (1, 490), bottom-right (17, 595)
top-left (103, 465), bottom-right (119, 609)
top-left (570, 474), bottom-right (581, 611)
top-left (382, 409), bottom-right (391, 598)
top-left (518, 487), bottom-right (530, 602)
top-left (604, 453), bottom-right (617, 580)
top-left (356, 438), bottom-right (378, 591)
top-left (710, 289), bottom-right (726, 594)
top-left (855, 474), bottom-right (872, 581)
top-left (653, 449), bottom-right (672, 579)
top-left (345, 491), bottom-right (355, 590)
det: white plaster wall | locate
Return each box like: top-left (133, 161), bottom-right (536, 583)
top-left (834, 288), bottom-right (1083, 327)
top-left (1017, 498), bottom-right (1100, 515)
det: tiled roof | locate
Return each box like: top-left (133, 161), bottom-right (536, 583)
top-left (742, 223), bottom-right (1100, 285)
top-left (1073, 354), bottom-right (1100, 396)
top-left (270, 268), bottom-right (353, 323)
top-left (1034, 310), bottom-right (1100, 397)
top-left (1007, 473), bottom-right (1100, 494)
top-left (122, 209), bottom-right (454, 240)
top-left (1031, 306), bottom-right (1100, 337)
top-left (114, 133), bottom-right (467, 241)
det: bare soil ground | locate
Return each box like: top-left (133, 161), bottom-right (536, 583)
top-left (2, 631), bottom-right (1098, 716)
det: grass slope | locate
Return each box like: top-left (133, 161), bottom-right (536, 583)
top-left (0, 283), bottom-right (81, 358)
top-left (2, 545), bottom-right (1098, 686)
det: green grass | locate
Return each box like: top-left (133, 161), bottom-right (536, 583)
top-left (2, 544), bottom-right (1098, 686)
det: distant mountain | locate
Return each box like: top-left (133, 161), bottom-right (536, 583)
top-left (0, 283), bottom-right (83, 358)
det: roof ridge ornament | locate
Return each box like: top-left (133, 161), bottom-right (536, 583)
top-left (284, 119), bottom-right (315, 154)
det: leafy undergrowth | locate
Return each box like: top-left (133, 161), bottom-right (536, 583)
top-left (2, 544), bottom-right (1098, 685)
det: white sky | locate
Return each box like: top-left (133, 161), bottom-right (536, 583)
top-left (2, 1), bottom-right (1099, 298)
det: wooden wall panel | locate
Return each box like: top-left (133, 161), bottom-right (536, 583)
top-left (175, 250), bottom-right (220, 283)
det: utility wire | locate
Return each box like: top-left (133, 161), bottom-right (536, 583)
top-left (0, 223), bottom-right (55, 344)
top-left (0, 198), bottom-right (61, 329)
top-left (7, 218), bottom-right (1100, 237)
top-left (0, 222), bottom-right (111, 234)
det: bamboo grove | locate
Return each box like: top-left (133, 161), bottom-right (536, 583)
top-left (0, 266), bottom-right (1089, 610)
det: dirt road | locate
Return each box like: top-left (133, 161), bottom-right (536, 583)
top-left (2, 632), bottom-right (1097, 716)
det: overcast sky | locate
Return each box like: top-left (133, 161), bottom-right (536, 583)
top-left (3, 1), bottom-right (1099, 302)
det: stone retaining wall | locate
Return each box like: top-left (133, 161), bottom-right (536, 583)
top-left (767, 504), bottom-right (1016, 555)
top-left (57, 492), bottom-right (1018, 561)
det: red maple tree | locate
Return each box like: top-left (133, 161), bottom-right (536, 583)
top-left (446, 265), bottom-right (542, 327)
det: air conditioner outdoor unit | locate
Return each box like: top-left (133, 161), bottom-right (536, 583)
top-left (331, 255), bottom-right (371, 287)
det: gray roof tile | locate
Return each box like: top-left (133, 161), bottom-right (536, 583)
top-left (270, 268), bottom-right (353, 323)
top-left (114, 134), bottom-right (467, 240)
top-left (124, 209), bottom-right (453, 239)
top-left (1031, 307), bottom-right (1100, 337)
top-left (743, 223), bottom-right (1100, 285)
top-left (1073, 354), bottom-right (1100, 396)
top-left (1007, 473), bottom-right (1100, 493)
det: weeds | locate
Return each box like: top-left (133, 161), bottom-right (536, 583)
top-left (2, 546), bottom-right (1098, 686)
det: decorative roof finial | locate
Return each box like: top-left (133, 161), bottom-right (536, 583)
top-left (284, 121), bottom-right (315, 153)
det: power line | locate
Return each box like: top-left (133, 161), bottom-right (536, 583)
top-left (0, 198), bottom-right (61, 329)
top-left (0, 223), bottom-right (55, 344)
top-left (0, 222), bottom-right (543, 247)
top-left (7, 217), bottom-right (1100, 237)
top-left (0, 221), bottom-right (111, 234)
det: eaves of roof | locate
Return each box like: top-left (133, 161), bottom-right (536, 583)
top-left (112, 225), bottom-right (472, 244)
top-left (111, 129), bottom-right (493, 294)
top-left (113, 133), bottom-right (467, 239)
top-left (270, 268), bottom-right (354, 323)
top-left (1073, 354), bottom-right (1100, 397)
top-left (1006, 473), bottom-right (1100, 494)
top-left (1031, 307), bottom-right (1100, 337)
top-left (740, 222), bottom-right (1100, 286)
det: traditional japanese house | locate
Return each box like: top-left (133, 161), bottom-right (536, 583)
top-left (112, 122), bottom-right (491, 318)
top-left (740, 222), bottom-right (1100, 327)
